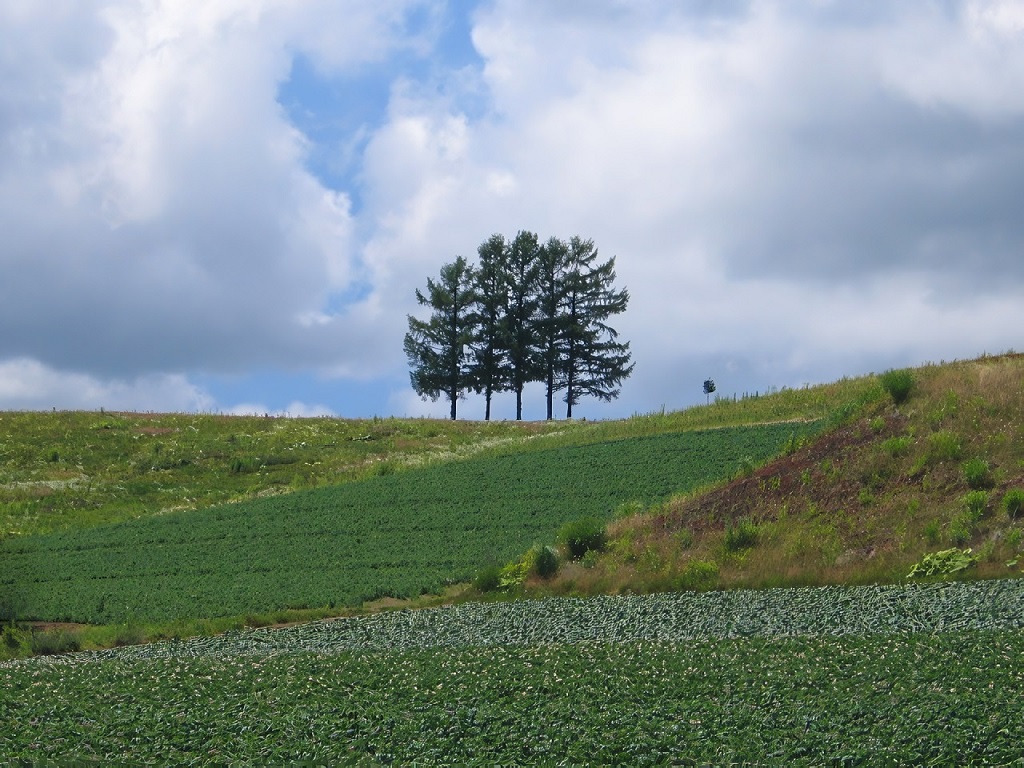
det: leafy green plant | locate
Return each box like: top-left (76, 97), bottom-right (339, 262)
top-left (922, 520), bottom-right (941, 545)
top-left (558, 518), bottom-right (607, 560)
top-left (879, 369), bottom-right (914, 405)
top-left (907, 548), bottom-right (978, 578)
top-left (676, 559), bottom-right (719, 590)
top-left (961, 458), bottom-right (992, 490)
top-left (473, 564), bottom-right (502, 593)
top-left (1007, 527), bottom-right (1023, 550)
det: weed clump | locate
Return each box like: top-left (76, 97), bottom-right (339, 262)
top-left (961, 458), bottom-right (992, 490)
top-left (879, 369), bottom-right (914, 405)
top-left (1003, 489), bottom-right (1024, 521)
top-left (926, 431), bottom-right (962, 463)
top-left (473, 564), bottom-right (502, 593)
top-left (724, 518), bottom-right (758, 552)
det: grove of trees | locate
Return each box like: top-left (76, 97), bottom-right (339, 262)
top-left (404, 231), bottom-right (633, 420)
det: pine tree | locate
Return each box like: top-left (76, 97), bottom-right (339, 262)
top-left (561, 237), bottom-right (633, 418)
top-left (536, 236), bottom-right (571, 420)
top-left (503, 230), bottom-right (542, 420)
top-left (403, 256), bottom-right (476, 420)
top-left (466, 234), bottom-right (510, 421)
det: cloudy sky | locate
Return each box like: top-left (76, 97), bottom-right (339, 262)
top-left (2, 1), bottom-right (1023, 420)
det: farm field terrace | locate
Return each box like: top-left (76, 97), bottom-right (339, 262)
top-left (2, 580), bottom-right (1022, 764)
top-left (0, 422), bottom-right (819, 624)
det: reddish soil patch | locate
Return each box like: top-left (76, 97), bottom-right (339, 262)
top-left (651, 411), bottom-right (911, 536)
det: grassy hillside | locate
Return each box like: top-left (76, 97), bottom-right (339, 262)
top-left (532, 353), bottom-right (1024, 598)
top-left (0, 372), bottom-right (878, 540)
top-left (1, 423), bottom-right (819, 625)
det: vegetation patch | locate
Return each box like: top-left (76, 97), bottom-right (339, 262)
top-left (1, 424), bottom-right (816, 624)
top-left (907, 548), bottom-right (979, 578)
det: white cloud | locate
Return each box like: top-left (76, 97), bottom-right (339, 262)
top-left (0, 358), bottom-right (214, 412)
top-left (2, 1), bottom-right (1023, 417)
top-left (225, 400), bottom-right (335, 418)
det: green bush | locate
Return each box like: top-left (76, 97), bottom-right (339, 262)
top-left (724, 518), bottom-right (758, 552)
top-left (531, 545), bottom-right (559, 579)
top-left (962, 458), bottom-right (992, 490)
top-left (1003, 489), bottom-right (1024, 521)
top-left (472, 564), bottom-right (502, 593)
top-left (677, 559), bottom-right (719, 590)
top-left (30, 628), bottom-right (81, 656)
top-left (558, 518), bottom-right (607, 560)
top-left (879, 369), bottom-right (914, 405)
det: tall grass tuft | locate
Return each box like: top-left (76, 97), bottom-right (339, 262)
top-left (724, 518), bottom-right (758, 552)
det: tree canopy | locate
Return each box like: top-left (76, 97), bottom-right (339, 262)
top-left (405, 232), bottom-right (633, 420)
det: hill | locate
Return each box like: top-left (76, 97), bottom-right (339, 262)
top-left (1, 353), bottom-right (1021, 653)
top-left (2, 353), bottom-right (1023, 764)
top-left (527, 353), bottom-right (1024, 598)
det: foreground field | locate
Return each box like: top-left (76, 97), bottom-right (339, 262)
top-left (1, 423), bottom-right (818, 624)
top-left (2, 580), bottom-right (1022, 764)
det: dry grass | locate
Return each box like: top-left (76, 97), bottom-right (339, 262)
top-left (531, 353), bottom-right (1024, 598)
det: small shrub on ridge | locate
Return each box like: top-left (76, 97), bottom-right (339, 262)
top-left (531, 545), bottom-right (559, 579)
top-left (724, 518), bottom-right (758, 552)
top-left (879, 369), bottom-right (914, 405)
top-left (558, 518), bottom-right (607, 560)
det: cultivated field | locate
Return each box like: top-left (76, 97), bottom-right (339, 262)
top-left (2, 579), bottom-right (1022, 763)
top-left (1, 423), bottom-right (819, 624)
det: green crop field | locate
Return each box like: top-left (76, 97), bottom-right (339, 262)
top-left (0, 422), bottom-right (818, 624)
top-left (3, 580), bottom-right (1022, 764)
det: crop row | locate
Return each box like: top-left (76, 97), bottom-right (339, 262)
top-left (0, 423), bottom-right (817, 623)
top-left (2, 580), bottom-right (1022, 764)
top-left (11, 577), bottom-right (1022, 664)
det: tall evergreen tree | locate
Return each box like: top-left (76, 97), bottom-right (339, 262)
top-left (561, 237), bottom-right (633, 418)
top-left (536, 236), bottom-right (571, 420)
top-left (466, 234), bottom-right (510, 421)
top-left (403, 256), bottom-right (476, 420)
top-left (503, 230), bottom-right (542, 420)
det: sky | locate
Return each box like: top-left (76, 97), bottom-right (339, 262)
top-left (1, 0), bottom-right (1023, 421)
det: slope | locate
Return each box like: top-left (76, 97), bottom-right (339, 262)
top-left (537, 353), bottom-right (1024, 597)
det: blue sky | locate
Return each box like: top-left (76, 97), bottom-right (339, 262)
top-left (2, 1), bottom-right (1024, 420)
